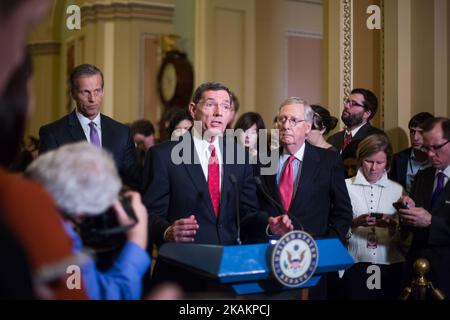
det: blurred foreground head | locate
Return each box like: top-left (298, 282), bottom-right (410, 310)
top-left (0, 0), bottom-right (51, 95)
top-left (26, 142), bottom-right (122, 216)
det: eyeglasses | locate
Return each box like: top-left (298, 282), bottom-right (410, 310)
top-left (78, 88), bottom-right (103, 98)
top-left (277, 116), bottom-right (306, 127)
top-left (344, 98), bottom-right (365, 108)
top-left (202, 101), bottom-right (232, 112)
top-left (420, 140), bottom-right (450, 153)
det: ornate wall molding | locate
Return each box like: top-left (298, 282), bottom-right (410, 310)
top-left (81, 1), bottom-right (175, 24)
top-left (342, 0), bottom-right (352, 99)
top-left (380, 0), bottom-right (385, 129)
top-left (27, 42), bottom-right (61, 55)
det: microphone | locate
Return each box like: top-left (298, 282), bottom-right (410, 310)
top-left (229, 174), bottom-right (242, 245)
top-left (254, 176), bottom-right (284, 213)
top-left (254, 176), bottom-right (304, 231)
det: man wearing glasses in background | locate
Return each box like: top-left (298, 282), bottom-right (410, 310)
top-left (39, 64), bottom-right (141, 190)
top-left (398, 117), bottom-right (450, 299)
top-left (256, 98), bottom-right (352, 299)
top-left (327, 88), bottom-right (385, 152)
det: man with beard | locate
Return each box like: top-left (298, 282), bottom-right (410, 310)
top-left (327, 88), bottom-right (384, 152)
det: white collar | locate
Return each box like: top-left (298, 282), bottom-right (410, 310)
top-left (281, 143), bottom-right (305, 162)
top-left (192, 127), bottom-right (221, 152)
top-left (352, 168), bottom-right (389, 188)
top-left (76, 110), bottom-right (101, 128)
top-left (346, 122), bottom-right (367, 137)
top-left (436, 165), bottom-right (450, 178)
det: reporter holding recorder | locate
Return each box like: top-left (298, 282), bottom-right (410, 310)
top-left (26, 142), bottom-right (150, 300)
top-left (342, 134), bottom-right (408, 299)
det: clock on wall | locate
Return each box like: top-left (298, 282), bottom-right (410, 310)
top-left (157, 50), bottom-right (194, 109)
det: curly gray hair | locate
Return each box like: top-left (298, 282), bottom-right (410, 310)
top-left (26, 142), bottom-right (121, 216)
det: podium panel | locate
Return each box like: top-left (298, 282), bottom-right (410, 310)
top-left (158, 237), bottom-right (354, 295)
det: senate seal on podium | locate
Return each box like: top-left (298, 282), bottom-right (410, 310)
top-left (271, 231), bottom-right (319, 288)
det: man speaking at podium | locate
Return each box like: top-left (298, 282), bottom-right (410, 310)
top-left (143, 82), bottom-right (292, 292)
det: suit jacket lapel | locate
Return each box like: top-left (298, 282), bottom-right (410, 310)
top-left (68, 111), bottom-right (87, 142)
top-left (289, 143), bottom-right (320, 213)
top-left (423, 168), bottom-right (436, 210)
top-left (100, 114), bottom-right (114, 150)
top-left (432, 170), bottom-right (450, 213)
top-left (353, 122), bottom-right (371, 140)
top-left (219, 136), bottom-right (232, 220)
top-left (260, 148), bottom-right (283, 214)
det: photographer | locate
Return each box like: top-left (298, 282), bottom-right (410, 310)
top-left (26, 142), bottom-right (150, 300)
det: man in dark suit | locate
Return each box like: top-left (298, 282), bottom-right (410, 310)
top-left (39, 64), bottom-right (140, 189)
top-left (399, 117), bottom-right (450, 298)
top-left (256, 98), bottom-right (353, 299)
top-left (257, 97), bottom-right (352, 243)
top-left (327, 88), bottom-right (384, 152)
top-left (389, 112), bottom-right (433, 194)
top-left (143, 82), bottom-right (292, 292)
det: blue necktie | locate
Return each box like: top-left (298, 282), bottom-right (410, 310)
top-left (88, 122), bottom-right (101, 147)
top-left (431, 172), bottom-right (446, 208)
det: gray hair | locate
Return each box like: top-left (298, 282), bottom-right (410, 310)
top-left (26, 142), bottom-right (121, 216)
top-left (279, 97), bottom-right (314, 123)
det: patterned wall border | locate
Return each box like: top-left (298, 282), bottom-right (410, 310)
top-left (81, 1), bottom-right (175, 24)
top-left (380, 0), bottom-right (385, 129)
top-left (27, 42), bottom-right (61, 56)
top-left (342, 0), bottom-right (353, 99)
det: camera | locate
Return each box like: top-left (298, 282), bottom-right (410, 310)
top-left (79, 192), bottom-right (138, 251)
top-left (392, 201), bottom-right (409, 211)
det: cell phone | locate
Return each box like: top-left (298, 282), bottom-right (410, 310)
top-left (392, 201), bottom-right (408, 210)
top-left (370, 213), bottom-right (383, 219)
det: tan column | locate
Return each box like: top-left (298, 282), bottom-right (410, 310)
top-left (324, 0), bottom-right (352, 132)
top-left (434, 0), bottom-right (447, 117)
top-left (384, 0), bottom-right (412, 151)
top-left (253, 0), bottom-right (285, 124)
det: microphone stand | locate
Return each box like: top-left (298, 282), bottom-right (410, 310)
top-left (229, 174), bottom-right (241, 245)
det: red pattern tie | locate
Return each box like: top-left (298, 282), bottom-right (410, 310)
top-left (208, 144), bottom-right (220, 217)
top-left (279, 155), bottom-right (295, 213)
top-left (342, 132), bottom-right (352, 151)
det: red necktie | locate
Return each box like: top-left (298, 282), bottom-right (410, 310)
top-left (342, 132), bottom-right (352, 151)
top-left (279, 155), bottom-right (295, 213)
top-left (208, 144), bottom-right (220, 217)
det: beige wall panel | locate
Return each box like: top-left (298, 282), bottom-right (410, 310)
top-left (255, 0), bottom-right (285, 126)
top-left (213, 8), bottom-right (245, 106)
top-left (411, 0), bottom-right (434, 116)
top-left (434, 0), bottom-right (447, 117)
top-left (323, 0), bottom-right (344, 133)
top-left (198, 0), bottom-right (255, 114)
top-left (27, 54), bottom-right (60, 137)
top-left (142, 37), bottom-right (159, 128)
top-left (287, 35), bottom-right (323, 105)
top-left (448, 0), bottom-right (450, 116)
top-left (285, 0), bottom-right (323, 35)
top-left (353, 0), bottom-right (381, 128)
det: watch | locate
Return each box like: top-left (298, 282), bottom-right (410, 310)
top-left (157, 50), bottom-right (194, 109)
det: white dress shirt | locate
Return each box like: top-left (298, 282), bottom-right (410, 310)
top-left (345, 122), bottom-right (367, 138)
top-left (345, 169), bottom-right (406, 265)
top-left (192, 128), bottom-right (223, 192)
top-left (433, 165), bottom-right (450, 191)
top-left (76, 111), bottom-right (102, 146)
